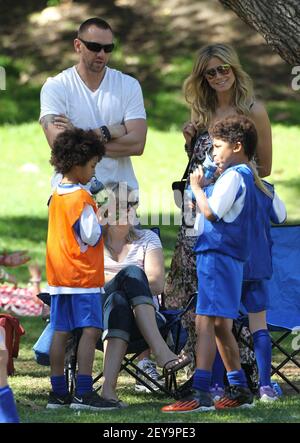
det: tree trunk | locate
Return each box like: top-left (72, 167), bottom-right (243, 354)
top-left (219, 0), bottom-right (300, 65)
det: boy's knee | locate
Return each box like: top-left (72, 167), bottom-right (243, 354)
top-left (214, 318), bottom-right (231, 337)
top-left (82, 327), bottom-right (101, 342)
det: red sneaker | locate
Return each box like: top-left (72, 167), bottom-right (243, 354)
top-left (215, 385), bottom-right (254, 409)
top-left (161, 389), bottom-right (215, 413)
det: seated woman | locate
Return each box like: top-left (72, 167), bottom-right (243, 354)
top-left (95, 182), bottom-right (190, 406)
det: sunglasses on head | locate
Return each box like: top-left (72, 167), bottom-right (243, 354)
top-left (204, 64), bottom-right (231, 79)
top-left (78, 38), bottom-right (115, 53)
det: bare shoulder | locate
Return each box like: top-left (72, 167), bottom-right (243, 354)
top-left (249, 101), bottom-right (269, 120)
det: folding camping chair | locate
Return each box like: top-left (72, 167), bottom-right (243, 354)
top-left (265, 224), bottom-right (300, 393)
top-left (90, 293), bottom-right (195, 398)
top-left (235, 224), bottom-right (300, 394)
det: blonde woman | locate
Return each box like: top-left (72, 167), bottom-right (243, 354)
top-left (164, 43), bottom-right (272, 380)
top-left (94, 183), bottom-right (190, 408)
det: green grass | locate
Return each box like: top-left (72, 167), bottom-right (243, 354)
top-left (1, 114), bottom-right (300, 422)
top-left (10, 319), bottom-right (300, 423)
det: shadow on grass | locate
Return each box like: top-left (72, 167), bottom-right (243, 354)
top-left (0, 215), bottom-right (47, 242)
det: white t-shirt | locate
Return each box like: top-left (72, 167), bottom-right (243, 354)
top-left (104, 229), bottom-right (162, 275)
top-left (194, 170), bottom-right (246, 235)
top-left (40, 66), bottom-right (146, 190)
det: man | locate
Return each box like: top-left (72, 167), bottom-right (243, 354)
top-left (40, 17), bottom-right (147, 192)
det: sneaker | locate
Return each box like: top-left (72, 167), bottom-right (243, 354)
top-left (46, 391), bottom-right (72, 409)
top-left (161, 389), bottom-right (215, 413)
top-left (210, 383), bottom-right (225, 401)
top-left (259, 385), bottom-right (278, 402)
top-left (70, 390), bottom-right (124, 411)
top-left (135, 358), bottom-right (164, 393)
top-left (271, 381), bottom-right (283, 397)
top-left (215, 385), bottom-right (254, 409)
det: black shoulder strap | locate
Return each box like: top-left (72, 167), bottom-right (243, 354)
top-left (182, 160), bottom-right (192, 180)
top-left (182, 133), bottom-right (197, 179)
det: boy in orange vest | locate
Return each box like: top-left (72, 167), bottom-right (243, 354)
top-left (46, 128), bottom-right (107, 410)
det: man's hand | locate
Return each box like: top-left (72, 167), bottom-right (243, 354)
top-left (53, 114), bottom-right (75, 131)
top-left (108, 124), bottom-right (127, 139)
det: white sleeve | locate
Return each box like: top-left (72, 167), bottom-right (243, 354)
top-left (144, 230), bottom-right (162, 252)
top-left (79, 204), bottom-right (101, 246)
top-left (39, 78), bottom-right (67, 121)
top-left (271, 192), bottom-right (287, 224)
top-left (124, 78), bottom-right (146, 121)
top-left (208, 171), bottom-right (243, 220)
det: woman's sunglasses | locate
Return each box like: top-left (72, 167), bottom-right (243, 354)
top-left (78, 38), bottom-right (115, 53)
top-left (204, 64), bottom-right (231, 80)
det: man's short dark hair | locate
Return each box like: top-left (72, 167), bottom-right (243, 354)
top-left (211, 115), bottom-right (257, 160)
top-left (50, 128), bottom-right (105, 174)
top-left (78, 17), bottom-right (113, 37)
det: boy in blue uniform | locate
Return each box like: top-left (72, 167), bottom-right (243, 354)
top-left (241, 180), bottom-right (286, 402)
top-left (162, 115), bottom-right (259, 412)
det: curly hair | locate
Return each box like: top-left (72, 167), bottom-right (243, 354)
top-left (183, 43), bottom-right (254, 131)
top-left (50, 128), bottom-right (105, 174)
top-left (210, 115), bottom-right (257, 160)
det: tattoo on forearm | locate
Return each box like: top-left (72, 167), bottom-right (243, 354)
top-left (40, 114), bottom-right (56, 129)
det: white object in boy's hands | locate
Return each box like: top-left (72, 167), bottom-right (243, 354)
top-left (0, 326), bottom-right (6, 351)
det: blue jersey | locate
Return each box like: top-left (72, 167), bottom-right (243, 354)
top-left (194, 164), bottom-right (257, 262)
top-left (244, 181), bottom-right (286, 280)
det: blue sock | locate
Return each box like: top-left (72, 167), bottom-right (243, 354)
top-left (0, 385), bottom-right (20, 423)
top-left (50, 375), bottom-right (68, 396)
top-left (210, 350), bottom-right (225, 388)
top-left (253, 329), bottom-right (272, 387)
top-left (227, 369), bottom-right (248, 388)
top-left (192, 369), bottom-right (212, 392)
top-left (76, 374), bottom-right (93, 396)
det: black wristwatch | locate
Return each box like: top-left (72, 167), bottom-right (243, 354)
top-left (99, 126), bottom-right (112, 143)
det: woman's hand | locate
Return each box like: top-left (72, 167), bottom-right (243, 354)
top-left (182, 121), bottom-right (197, 145)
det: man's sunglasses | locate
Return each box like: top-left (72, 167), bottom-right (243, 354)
top-left (78, 38), bottom-right (115, 53)
top-left (204, 64), bottom-right (231, 79)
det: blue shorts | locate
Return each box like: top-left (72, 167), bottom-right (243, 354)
top-left (241, 280), bottom-right (270, 313)
top-left (50, 293), bottom-right (103, 332)
top-left (196, 251), bottom-right (243, 319)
